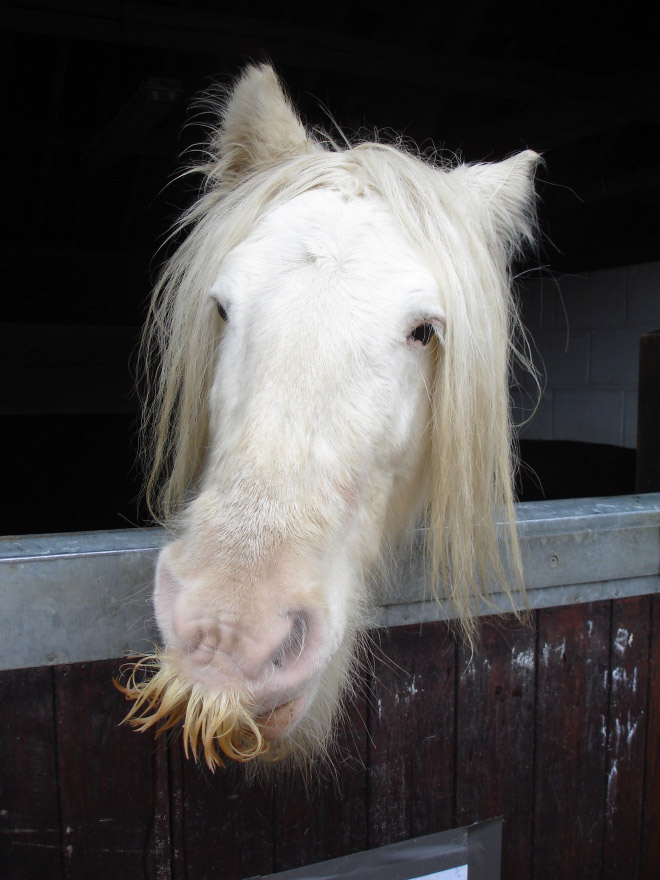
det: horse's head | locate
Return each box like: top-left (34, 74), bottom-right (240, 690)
top-left (122, 65), bottom-right (539, 768)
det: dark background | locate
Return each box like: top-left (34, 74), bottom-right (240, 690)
top-left (2, 1), bottom-right (657, 534)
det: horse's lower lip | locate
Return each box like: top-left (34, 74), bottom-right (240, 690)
top-left (258, 691), bottom-right (309, 741)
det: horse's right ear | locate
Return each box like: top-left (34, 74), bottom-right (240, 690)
top-left (211, 65), bottom-right (317, 183)
top-left (448, 150), bottom-right (540, 256)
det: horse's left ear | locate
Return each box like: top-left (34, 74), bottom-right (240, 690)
top-left (211, 64), bottom-right (318, 184)
top-left (450, 150), bottom-right (541, 251)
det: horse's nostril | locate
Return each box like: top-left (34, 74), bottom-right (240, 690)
top-left (291, 611), bottom-right (308, 648)
top-left (187, 630), bottom-right (203, 652)
top-left (186, 627), bottom-right (219, 662)
top-left (270, 611), bottom-right (309, 671)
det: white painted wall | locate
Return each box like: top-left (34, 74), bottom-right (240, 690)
top-left (513, 261), bottom-right (660, 448)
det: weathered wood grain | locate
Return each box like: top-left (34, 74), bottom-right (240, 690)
top-left (602, 595), bottom-right (650, 879)
top-left (55, 660), bottom-right (170, 879)
top-left (532, 601), bottom-right (611, 879)
top-left (1, 594), bottom-right (658, 878)
top-left (456, 613), bottom-right (536, 880)
top-left (272, 690), bottom-right (369, 872)
top-left (0, 667), bottom-right (62, 880)
top-left (640, 593), bottom-right (660, 880)
top-left (367, 623), bottom-right (455, 847)
top-left (407, 622), bottom-right (456, 837)
top-left (170, 741), bottom-right (274, 880)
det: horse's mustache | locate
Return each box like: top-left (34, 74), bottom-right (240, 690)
top-left (116, 653), bottom-right (269, 769)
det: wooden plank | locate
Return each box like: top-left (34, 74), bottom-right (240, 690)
top-left (367, 622), bottom-right (455, 847)
top-left (367, 627), bottom-right (418, 847)
top-left (0, 667), bottom-right (63, 880)
top-left (532, 601), bottom-right (611, 879)
top-left (455, 613), bottom-right (536, 880)
top-left (408, 622), bottom-right (456, 837)
top-left (640, 593), bottom-right (660, 880)
top-left (171, 741), bottom-right (274, 880)
top-left (272, 690), bottom-right (369, 872)
top-left (55, 660), bottom-right (170, 879)
top-left (602, 596), bottom-right (650, 878)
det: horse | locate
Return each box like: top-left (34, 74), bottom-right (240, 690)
top-left (120, 64), bottom-right (539, 770)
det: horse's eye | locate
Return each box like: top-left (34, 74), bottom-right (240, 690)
top-left (409, 323), bottom-right (435, 346)
top-left (216, 302), bottom-right (228, 323)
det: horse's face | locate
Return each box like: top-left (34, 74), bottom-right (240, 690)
top-left (124, 64), bottom-right (537, 767)
top-left (154, 187), bottom-right (444, 746)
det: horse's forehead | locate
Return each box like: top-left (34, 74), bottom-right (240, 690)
top-left (215, 188), bottom-right (437, 316)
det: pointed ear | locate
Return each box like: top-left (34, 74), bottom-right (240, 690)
top-left (213, 64), bottom-right (317, 182)
top-left (450, 150), bottom-right (541, 251)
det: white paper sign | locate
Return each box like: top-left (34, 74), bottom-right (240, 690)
top-left (412, 868), bottom-right (468, 880)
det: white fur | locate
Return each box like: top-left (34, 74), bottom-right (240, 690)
top-left (138, 65), bottom-right (539, 762)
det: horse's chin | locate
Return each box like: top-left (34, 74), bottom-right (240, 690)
top-left (257, 690), bottom-right (311, 741)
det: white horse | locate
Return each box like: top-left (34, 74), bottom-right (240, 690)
top-left (121, 64), bottom-right (539, 770)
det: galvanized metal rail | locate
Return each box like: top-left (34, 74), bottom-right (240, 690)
top-left (1, 494), bottom-right (659, 671)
